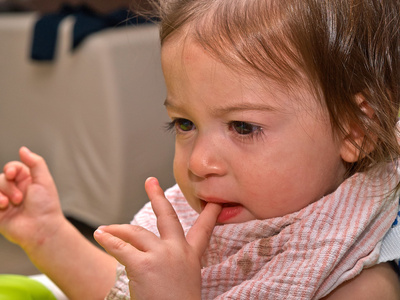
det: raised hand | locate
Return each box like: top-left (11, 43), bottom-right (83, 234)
top-left (94, 177), bottom-right (221, 300)
top-left (0, 147), bottom-right (64, 250)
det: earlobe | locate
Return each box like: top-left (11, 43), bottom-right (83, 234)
top-left (339, 94), bottom-right (376, 163)
top-left (340, 138), bottom-right (362, 163)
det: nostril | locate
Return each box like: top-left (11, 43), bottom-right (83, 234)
top-left (187, 135), bottom-right (228, 178)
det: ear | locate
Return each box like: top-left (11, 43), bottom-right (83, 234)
top-left (340, 94), bottom-right (376, 163)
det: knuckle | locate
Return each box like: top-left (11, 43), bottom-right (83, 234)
top-left (3, 162), bottom-right (17, 173)
top-left (33, 154), bottom-right (45, 166)
top-left (202, 225), bottom-right (214, 238)
top-left (162, 210), bottom-right (180, 222)
top-left (111, 238), bottom-right (128, 251)
top-left (167, 211), bottom-right (180, 221)
top-left (129, 225), bottom-right (146, 233)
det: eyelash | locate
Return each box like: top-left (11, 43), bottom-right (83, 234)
top-left (165, 118), bottom-right (264, 141)
top-left (165, 118), bottom-right (195, 134)
top-left (228, 121), bottom-right (264, 141)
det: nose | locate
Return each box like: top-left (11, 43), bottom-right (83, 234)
top-left (188, 134), bottom-right (227, 179)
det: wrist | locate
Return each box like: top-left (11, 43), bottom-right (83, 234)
top-left (21, 215), bottom-right (70, 255)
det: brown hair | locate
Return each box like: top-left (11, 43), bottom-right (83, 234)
top-left (145, 0), bottom-right (400, 178)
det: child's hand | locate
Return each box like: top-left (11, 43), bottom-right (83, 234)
top-left (94, 177), bottom-right (221, 300)
top-left (0, 147), bottom-right (64, 250)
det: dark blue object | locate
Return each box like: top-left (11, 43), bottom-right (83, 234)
top-left (30, 5), bottom-right (152, 61)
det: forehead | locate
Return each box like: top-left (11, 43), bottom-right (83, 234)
top-left (161, 35), bottom-right (322, 115)
top-left (162, 38), bottom-right (267, 107)
top-left (162, 32), bottom-right (262, 82)
top-left (162, 36), bottom-right (237, 88)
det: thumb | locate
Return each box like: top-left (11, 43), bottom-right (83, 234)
top-left (19, 147), bottom-right (53, 186)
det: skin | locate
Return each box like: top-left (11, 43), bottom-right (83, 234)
top-left (0, 147), bottom-right (220, 299)
top-left (0, 32), bottom-right (398, 299)
top-left (95, 177), bottom-right (221, 300)
top-left (0, 147), bottom-right (117, 300)
top-left (95, 35), bottom-right (400, 299)
top-left (0, 148), bottom-right (397, 299)
top-left (163, 35), bottom-right (348, 223)
top-left (321, 263), bottom-right (400, 300)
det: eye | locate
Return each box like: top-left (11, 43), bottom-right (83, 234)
top-left (165, 118), bottom-right (195, 133)
top-left (176, 119), bottom-right (195, 131)
top-left (228, 121), bottom-right (265, 142)
top-left (230, 121), bottom-right (260, 135)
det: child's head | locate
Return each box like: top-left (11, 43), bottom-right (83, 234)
top-left (146, 0), bottom-right (400, 222)
top-left (155, 0), bottom-right (400, 175)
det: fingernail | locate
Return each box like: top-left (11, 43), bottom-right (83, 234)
top-left (21, 146), bottom-right (29, 153)
top-left (95, 226), bottom-right (106, 234)
top-left (146, 177), bottom-right (155, 183)
top-left (20, 146), bottom-right (32, 157)
top-left (148, 177), bottom-right (160, 186)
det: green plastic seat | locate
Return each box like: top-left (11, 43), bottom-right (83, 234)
top-left (0, 274), bottom-right (57, 300)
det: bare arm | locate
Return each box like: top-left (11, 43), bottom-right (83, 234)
top-left (322, 262), bottom-right (400, 300)
top-left (0, 147), bottom-right (117, 299)
top-left (27, 219), bottom-right (117, 300)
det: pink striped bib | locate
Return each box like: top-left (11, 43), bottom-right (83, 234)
top-left (107, 162), bottom-right (400, 299)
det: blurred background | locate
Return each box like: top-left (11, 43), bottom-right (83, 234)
top-left (0, 0), bottom-right (148, 13)
top-left (0, 0), bottom-right (175, 275)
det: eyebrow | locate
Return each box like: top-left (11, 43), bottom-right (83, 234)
top-left (164, 98), bottom-right (279, 115)
top-left (211, 102), bottom-right (279, 114)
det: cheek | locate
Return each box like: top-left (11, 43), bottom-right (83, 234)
top-left (172, 153), bottom-right (182, 182)
top-left (233, 156), bottom-right (281, 198)
top-left (172, 151), bottom-right (203, 213)
top-left (172, 147), bottom-right (188, 184)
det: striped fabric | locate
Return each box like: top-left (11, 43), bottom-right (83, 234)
top-left (106, 163), bottom-right (400, 300)
top-left (378, 198), bottom-right (400, 265)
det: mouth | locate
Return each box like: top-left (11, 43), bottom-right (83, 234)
top-left (220, 202), bottom-right (237, 207)
top-left (200, 199), bottom-right (243, 223)
top-left (200, 199), bottom-right (237, 208)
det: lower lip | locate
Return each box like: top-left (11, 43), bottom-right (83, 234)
top-left (216, 205), bottom-right (243, 223)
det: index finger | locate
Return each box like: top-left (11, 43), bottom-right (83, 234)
top-left (186, 202), bottom-right (221, 257)
top-left (18, 147), bottom-right (54, 188)
top-left (145, 177), bottom-right (185, 240)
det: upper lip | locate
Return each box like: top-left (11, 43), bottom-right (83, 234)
top-left (198, 196), bottom-right (238, 206)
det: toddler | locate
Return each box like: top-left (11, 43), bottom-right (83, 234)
top-left (1, 0), bottom-right (400, 299)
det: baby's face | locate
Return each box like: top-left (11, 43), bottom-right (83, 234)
top-left (162, 37), bottom-right (347, 224)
